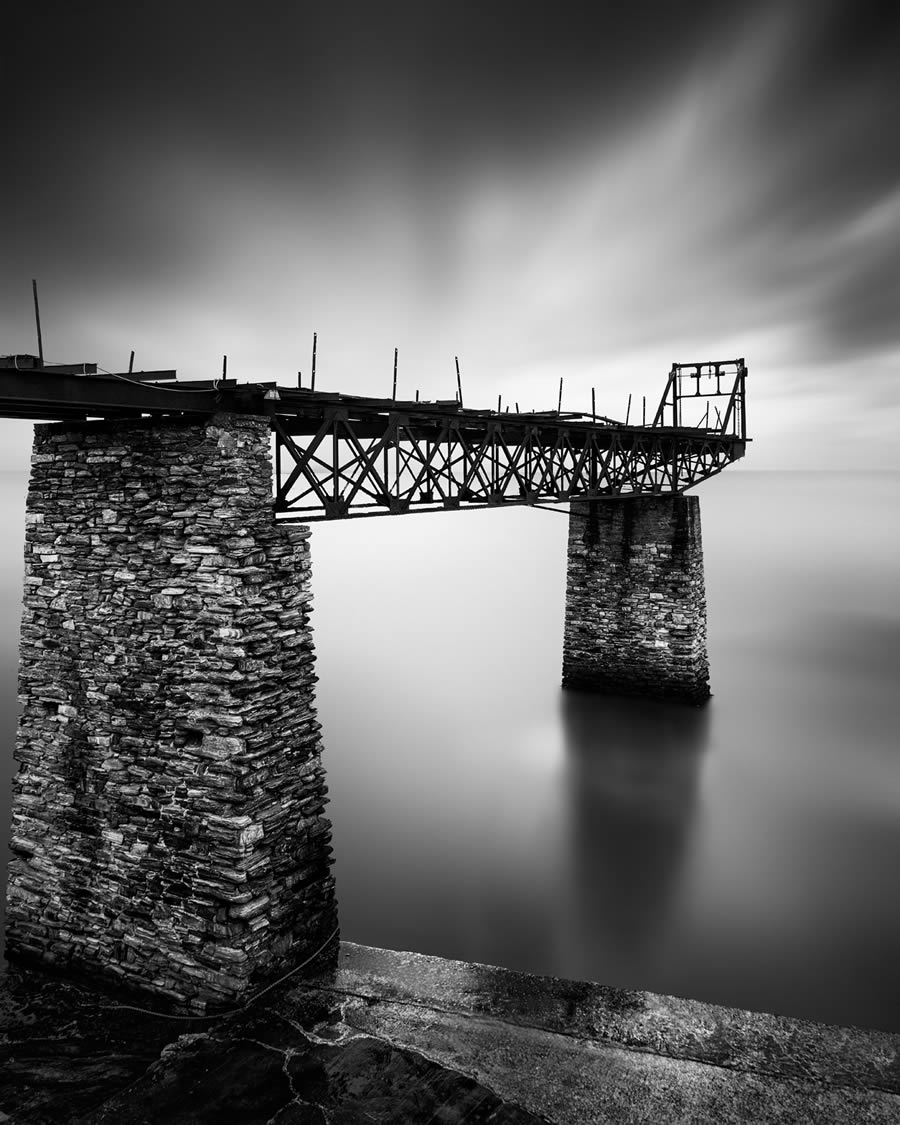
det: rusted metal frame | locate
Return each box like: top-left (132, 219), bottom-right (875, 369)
top-left (333, 419), bottom-right (393, 505)
top-left (630, 435), bottom-right (657, 494)
top-left (550, 427), bottom-right (579, 495)
top-left (548, 427), bottom-right (572, 494)
top-left (588, 432), bottom-right (600, 493)
top-left (593, 431), bottom-right (622, 494)
top-left (605, 446), bottom-right (629, 495)
top-left (652, 366), bottom-right (678, 427)
top-left (441, 425), bottom-right (459, 495)
top-left (495, 429), bottom-right (535, 496)
top-left (413, 420), bottom-right (453, 502)
top-left (618, 437), bottom-right (641, 494)
top-left (289, 435), bottom-right (381, 501)
top-left (531, 436), bottom-right (558, 495)
top-left (281, 441), bottom-right (335, 511)
top-left (341, 419), bottom-right (394, 508)
top-left (717, 373), bottom-right (743, 438)
top-left (410, 426), bottom-right (453, 501)
top-left (642, 437), bottom-right (670, 491)
top-left (458, 427), bottom-right (496, 498)
top-left (443, 428), bottom-right (475, 497)
top-left (490, 423), bottom-right (518, 498)
top-left (304, 444), bottom-right (378, 498)
top-left (564, 430), bottom-right (590, 495)
top-left (681, 445), bottom-right (699, 489)
top-left (739, 364), bottom-right (747, 441)
top-left (392, 428), bottom-right (429, 501)
top-left (272, 416), bottom-right (334, 510)
top-left (622, 438), bottom-right (649, 493)
top-left (527, 431), bottom-right (562, 495)
top-left (642, 437), bottom-right (670, 492)
top-left (395, 429), bottom-right (454, 503)
top-left (565, 430), bottom-right (596, 496)
top-left (584, 433), bottom-right (612, 495)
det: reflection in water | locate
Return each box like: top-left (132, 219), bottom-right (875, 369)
top-left (560, 691), bottom-right (709, 982)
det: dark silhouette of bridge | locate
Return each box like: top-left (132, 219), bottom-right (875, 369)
top-left (0, 355), bottom-right (748, 519)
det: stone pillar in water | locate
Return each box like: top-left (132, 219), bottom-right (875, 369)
top-left (562, 496), bottom-right (710, 704)
top-left (6, 413), bottom-right (338, 1012)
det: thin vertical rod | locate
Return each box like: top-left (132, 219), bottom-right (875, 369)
top-left (558, 378), bottom-right (563, 414)
top-left (455, 357), bottom-right (463, 407)
top-left (128, 350), bottom-right (135, 375)
top-left (625, 393), bottom-right (631, 425)
top-left (32, 280), bottom-right (44, 365)
top-left (392, 348), bottom-right (398, 401)
top-left (275, 429), bottom-right (282, 502)
top-left (591, 387), bottom-right (596, 422)
top-left (311, 332), bottom-right (317, 392)
top-left (642, 395), bottom-right (646, 427)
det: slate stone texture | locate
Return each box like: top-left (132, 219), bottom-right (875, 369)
top-left (5, 412), bottom-right (338, 1013)
top-left (562, 495), bottom-right (710, 703)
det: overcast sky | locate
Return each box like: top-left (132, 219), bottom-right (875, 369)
top-left (2, 0), bottom-right (899, 469)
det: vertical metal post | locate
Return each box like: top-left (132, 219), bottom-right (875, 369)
top-left (311, 332), bottom-right (317, 392)
top-left (275, 428), bottom-right (282, 504)
top-left (625, 393), bottom-right (631, 425)
top-left (32, 280), bottom-right (44, 366)
top-left (558, 378), bottom-right (563, 414)
top-left (332, 422), bottom-right (339, 506)
top-left (222, 355), bottom-right (228, 379)
top-left (672, 364), bottom-right (679, 428)
top-left (128, 351), bottom-right (135, 375)
top-left (455, 357), bottom-right (463, 407)
top-left (591, 387), bottom-right (596, 422)
top-left (392, 348), bottom-right (398, 401)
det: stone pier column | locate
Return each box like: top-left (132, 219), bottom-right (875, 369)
top-left (6, 413), bottom-right (338, 1012)
top-left (562, 496), bottom-right (710, 704)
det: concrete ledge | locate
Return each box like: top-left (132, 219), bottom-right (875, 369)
top-left (1, 942), bottom-right (898, 1123)
top-left (330, 943), bottom-right (900, 1092)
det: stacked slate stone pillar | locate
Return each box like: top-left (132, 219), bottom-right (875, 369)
top-left (6, 413), bottom-right (338, 1012)
top-left (562, 496), bottom-right (710, 704)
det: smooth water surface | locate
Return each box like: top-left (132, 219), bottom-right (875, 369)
top-left (1, 471), bottom-right (898, 1031)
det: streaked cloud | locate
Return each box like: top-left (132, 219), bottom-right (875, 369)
top-left (1, 1), bottom-right (897, 468)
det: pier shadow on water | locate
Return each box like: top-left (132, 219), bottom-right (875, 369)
top-left (558, 690), bottom-right (710, 986)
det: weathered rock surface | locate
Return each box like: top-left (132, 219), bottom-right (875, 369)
top-left (563, 496), bottom-right (710, 703)
top-left (6, 413), bottom-right (338, 1012)
top-left (1, 944), bottom-right (898, 1124)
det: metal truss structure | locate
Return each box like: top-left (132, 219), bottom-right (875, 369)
top-left (273, 359), bottom-right (748, 520)
top-left (0, 353), bottom-right (748, 522)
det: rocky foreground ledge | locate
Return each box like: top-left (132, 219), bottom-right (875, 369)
top-left (2, 942), bottom-right (899, 1123)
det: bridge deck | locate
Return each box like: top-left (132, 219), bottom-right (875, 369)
top-left (0, 356), bottom-right (748, 519)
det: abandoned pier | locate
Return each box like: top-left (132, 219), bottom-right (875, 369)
top-left (2, 355), bottom-right (747, 1010)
